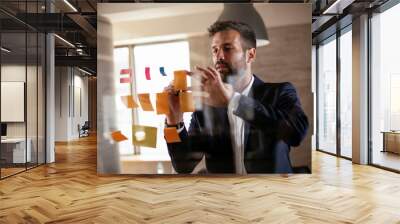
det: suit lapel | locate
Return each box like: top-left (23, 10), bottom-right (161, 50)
top-left (244, 75), bottom-right (264, 149)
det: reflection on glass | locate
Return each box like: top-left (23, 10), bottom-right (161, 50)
top-left (113, 47), bottom-right (133, 156)
top-left (340, 29), bottom-right (352, 158)
top-left (371, 3), bottom-right (400, 171)
top-left (318, 36), bottom-right (337, 154)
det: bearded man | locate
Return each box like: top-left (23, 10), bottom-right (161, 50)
top-left (163, 20), bottom-right (308, 174)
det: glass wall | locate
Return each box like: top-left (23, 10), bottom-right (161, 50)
top-left (339, 27), bottom-right (352, 158)
top-left (0, 1), bottom-right (46, 179)
top-left (370, 2), bottom-right (400, 171)
top-left (316, 24), bottom-right (353, 159)
top-left (317, 35), bottom-right (337, 154)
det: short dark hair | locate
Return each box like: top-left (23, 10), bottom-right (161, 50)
top-left (208, 20), bottom-right (256, 49)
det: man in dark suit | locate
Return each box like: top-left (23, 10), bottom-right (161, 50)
top-left (164, 21), bottom-right (308, 174)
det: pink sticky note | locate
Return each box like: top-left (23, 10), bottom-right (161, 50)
top-left (120, 77), bottom-right (131, 83)
top-left (145, 67), bottom-right (151, 80)
top-left (120, 69), bottom-right (131, 75)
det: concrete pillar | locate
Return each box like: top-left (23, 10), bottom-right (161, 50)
top-left (352, 14), bottom-right (369, 164)
top-left (46, 33), bottom-right (55, 163)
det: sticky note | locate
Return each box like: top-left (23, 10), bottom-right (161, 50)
top-left (121, 96), bottom-right (139, 108)
top-left (173, 70), bottom-right (187, 91)
top-left (120, 77), bottom-right (131, 83)
top-left (138, 93), bottom-right (154, 111)
top-left (111, 131), bottom-right (128, 142)
top-left (164, 127), bottom-right (181, 143)
top-left (156, 92), bottom-right (170, 115)
top-left (132, 125), bottom-right (157, 148)
top-left (145, 67), bottom-right (151, 80)
top-left (179, 92), bottom-right (195, 112)
top-left (120, 68), bottom-right (132, 75)
top-left (160, 67), bottom-right (167, 76)
top-left (120, 68), bottom-right (132, 83)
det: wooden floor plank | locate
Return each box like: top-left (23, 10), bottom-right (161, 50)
top-left (0, 134), bottom-right (400, 223)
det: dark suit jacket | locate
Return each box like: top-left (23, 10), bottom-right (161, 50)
top-left (167, 75), bottom-right (308, 173)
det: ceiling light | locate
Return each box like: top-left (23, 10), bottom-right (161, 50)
top-left (218, 3), bottom-right (269, 47)
top-left (1, 47), bottom-right (11, 53)
top-left (63, 0), bottom-right (78, 12)
top-left (322, 0), bottom-right (355, 15)
top-left (77, 67), bottom-right (93, 76)
top-left (54, 34), bottom-right (75, 48)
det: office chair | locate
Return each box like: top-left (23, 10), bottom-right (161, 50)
top-left (79, 121), bottom-right (90, 138)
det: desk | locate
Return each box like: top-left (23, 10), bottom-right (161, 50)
top-left (1, 138), bottom-right (31, 163)
top-left (382, 131), bottom-right (400, 154)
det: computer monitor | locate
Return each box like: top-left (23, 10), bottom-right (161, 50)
top-left (1, 123), bottom-right (7, 137)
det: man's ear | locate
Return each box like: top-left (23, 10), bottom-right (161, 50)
top-left (246, 48), bottom-right (256, 63)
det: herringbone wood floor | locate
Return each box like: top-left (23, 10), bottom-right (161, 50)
top-left (1, 135), bottom-right (400, 224)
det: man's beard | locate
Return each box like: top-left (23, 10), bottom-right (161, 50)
top-left (215, 60), bottom-right (246, 83)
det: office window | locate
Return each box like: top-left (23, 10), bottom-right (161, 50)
top-left (317, 36), bottom-right (337, 154)
top-left (133, 41), bottom-right (191, 159)
top-left (339, 28), bottom-right (352, 158)
top-left (371, 2), bottom-right (400, 171)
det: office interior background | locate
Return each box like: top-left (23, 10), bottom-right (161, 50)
top-left (0, 0), bottom-right (400, 222)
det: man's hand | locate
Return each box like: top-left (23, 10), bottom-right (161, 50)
top-left (194, 66), bottom-right (234, 107)
top-left (163, 83), bottom-right (183, 125)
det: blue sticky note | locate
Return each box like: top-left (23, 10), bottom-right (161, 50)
top-left (160, 67), bottom-right (167, 76)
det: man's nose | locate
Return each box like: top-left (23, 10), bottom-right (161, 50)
top-left (216, 49), bottom-right (225, 60)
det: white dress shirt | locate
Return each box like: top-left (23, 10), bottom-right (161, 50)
top-left (175, 75), bottom-right (255, 174)
top-left (227, 75), bottom-right (254, 174)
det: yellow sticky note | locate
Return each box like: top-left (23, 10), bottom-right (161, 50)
top-left (164, 127), bottom-right (181, 143)
top-left (179, 92), bottom-right (195, 112)
top-left (111, 131), bottom-right (128, 142)
top-left (138, 93), bottom-right (154, 111)
top-left (121, 95), bottom-right (139, 108)
top-left (173, 70), bottom-right (187, 91)
top-left (132, 125), bottom-right (157, 148)
top-left (156, 92), bottom-right (170, 115)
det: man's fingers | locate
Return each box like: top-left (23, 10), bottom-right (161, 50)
top-left (164, 85), bottom-right (180, 96)
top-left (207, 66), bottom-right (222, 81)
top-left (195, 66), bottom-right (216, 80)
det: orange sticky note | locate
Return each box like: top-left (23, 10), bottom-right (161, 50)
top-left (173, 70), bottom-right (187, 91)
top-left (121, 96), bottom-right (139, 108)
top-left (111, 131), bottom-right (128, 142)
top-left (179, 92), bottom-right (195, 112)
top-left (138, 93), bottom-right (154, 111)
top-left (156, 92), bottom-right (170, 115)
top-left (164, 127), bottom-right (181, 143)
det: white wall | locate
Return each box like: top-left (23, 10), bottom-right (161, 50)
top-left (1, 65), bottom-right (33, 138)
top-left (55, 67), bottom-right (89, 141)
top-left (1, 63), bottom-right (46, 164)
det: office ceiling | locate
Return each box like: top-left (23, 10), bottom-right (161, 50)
top-left (0, 0), bottom-right (394, 75)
